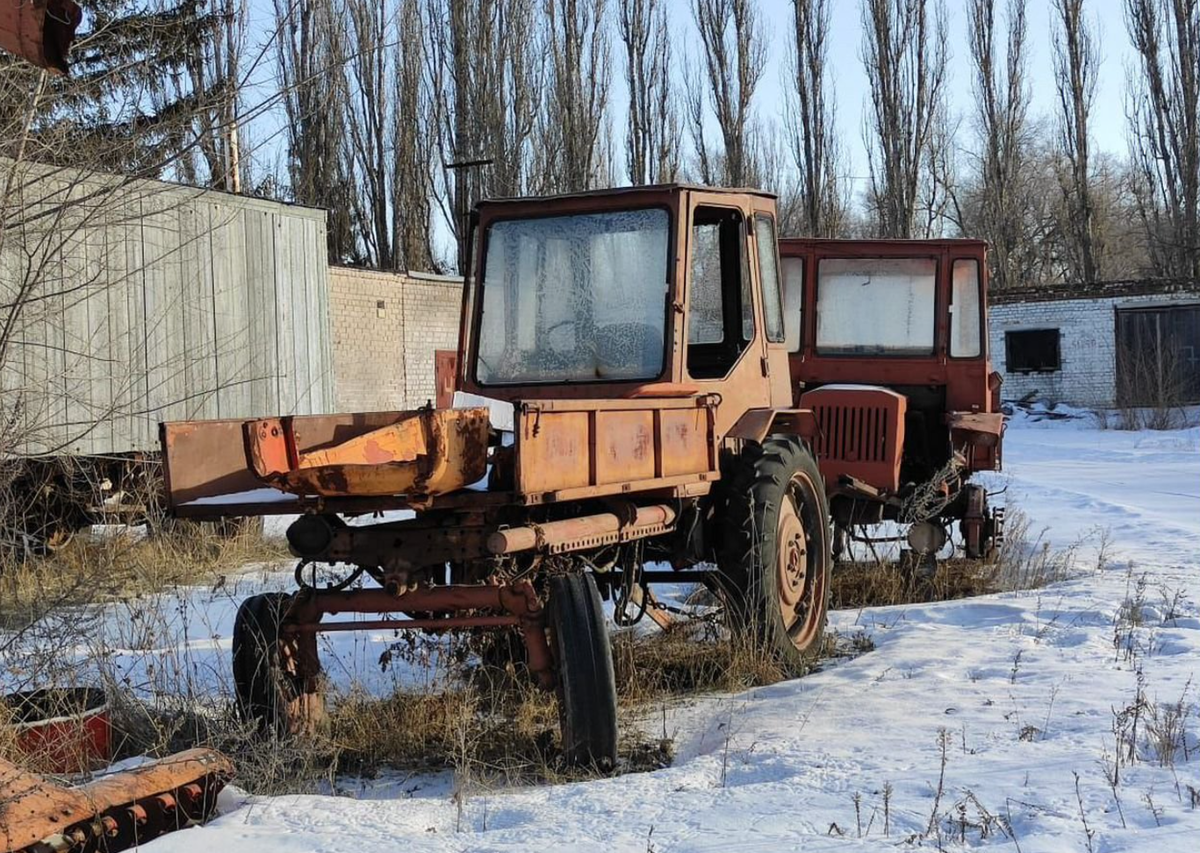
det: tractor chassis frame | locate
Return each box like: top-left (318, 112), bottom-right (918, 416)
top-left (280, 580), bottom-right (557, 691)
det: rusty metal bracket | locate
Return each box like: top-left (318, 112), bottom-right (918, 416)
top-left (0, 0), bottom-right (81, 74)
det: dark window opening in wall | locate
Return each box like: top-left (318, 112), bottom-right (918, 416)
top-left (1005, 329), bottom-right (1061, 373)
top-left (1116, 306), bottom-right (1200, 405)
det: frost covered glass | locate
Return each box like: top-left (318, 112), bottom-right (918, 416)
top-left (950, 259), bottom-right (982, 357)
top-left (816, 258), bottom-right (936, 355)
top-left (475, 208), bottom-right (670, 384)
top-left (688, 222), bottom-right (725, 344)
top-left (782, 256), bottom-right (804, 351)
top-left (754, 216), bottom-right (785, 343)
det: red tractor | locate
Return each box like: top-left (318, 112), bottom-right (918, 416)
top-left (778, 238), bottom-right (1005, 566)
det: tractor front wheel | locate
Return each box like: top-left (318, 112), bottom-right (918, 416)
top-left (548, 573), bottom-right (618, 769)
top-left (232, 593), bottom-right (325, 737)
top-left (719, 436), bottom-right (832, 673)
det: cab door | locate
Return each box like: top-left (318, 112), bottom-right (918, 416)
top-left (681, 190), bottom-right (780, 438)
top-left (748, 206), bottom-right (793, 407)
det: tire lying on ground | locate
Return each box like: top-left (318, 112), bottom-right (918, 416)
top-left (718, 435), bottom-right (832, 674)
top-left (548, 572), bottom-right (619, 769)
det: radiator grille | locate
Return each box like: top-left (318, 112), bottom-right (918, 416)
top-left (812, 405), bottom-right (889, 463)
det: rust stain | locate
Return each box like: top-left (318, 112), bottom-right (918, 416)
top-left (360, 438), bottom-right (396, 465)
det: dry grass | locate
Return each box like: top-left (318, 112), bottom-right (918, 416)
top-left (831, 558), bottom-right (1005, 609)
top-left (831, 508), bottom-right (1081, 610)
top-left (107, 695), bottom-right (342, 795)
top-left (612, 625), bottom-right (788, 704)
top-left (0, 524), bottom-right (285, 629)
top-left (324, 664), bottom-right (673, 786)
top-left (330, 679), bottom-right (556, 779)
top-left (264, 613), bottom-right (805, 786)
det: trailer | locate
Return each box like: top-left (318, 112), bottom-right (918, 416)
top-left (0, 161), bottom-right (334, 549)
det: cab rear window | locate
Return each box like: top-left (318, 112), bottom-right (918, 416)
top-left (816, 258), bottom-right (936, 355)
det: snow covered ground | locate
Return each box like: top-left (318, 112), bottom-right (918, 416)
top-left (8, 412), bottom-right (1200, 851)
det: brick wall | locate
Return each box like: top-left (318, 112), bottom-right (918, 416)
top-left (328, 267), bottom-right (462, 411)
top-left (988, 286), bottom-right (1200, 408)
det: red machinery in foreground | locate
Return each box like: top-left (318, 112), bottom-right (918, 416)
top-left (1, 687), bottom-right (232, 853)
top-left (0, 749), bottom-right (231, 853)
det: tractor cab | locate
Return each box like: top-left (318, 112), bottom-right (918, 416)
top-left (458, 185), bottom-right (794, 438)
top-left (160, 185), bottom-right (798, 515)
top-left (779, 239), bottom-right (1004, 555)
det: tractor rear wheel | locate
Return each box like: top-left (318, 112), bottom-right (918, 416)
top-left (232, 593), bottom-right (325, 737)
top-left (547, 573), bottom-right (618, 769)
top-left (719, 436), bottom-right (832, 673)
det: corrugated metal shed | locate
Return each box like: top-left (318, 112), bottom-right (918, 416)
top-left (1, 160), bottom-right (333, 456)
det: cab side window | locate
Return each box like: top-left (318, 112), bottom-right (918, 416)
top-left (687, 207), bottom-right (753, 378)
top-left (950, 259), bottom-right (983, 357)
top-left (754, 215), bottom-right (785, 343)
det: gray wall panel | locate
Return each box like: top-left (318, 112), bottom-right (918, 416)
top-left (1, 161), bottom-right (331, 457)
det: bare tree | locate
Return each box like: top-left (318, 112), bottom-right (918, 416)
top-left (539, 0), bottom-right (611, 193)
top-left (393, 0), bottom-right (435, 270)
top-left (967, 0), bottom-right (1030, 289)
top-left (785, 0), bottom-right (845, 236)
top-left (1125, 0), bottom-right (1200, 279)
top-left (1052, 0), bottom-right (1100, 283)
top-left (274, 0), bottom-right (357, 261)
top-left (344, 0), bottom-right (395, 268)
top-left (618, 0), bottom-right (679, 185)
top-left (177, 0), bottom-right (247, 193)
top-left (921, 101), bottom-right (959, 239)
top-left (426, 0), bottom-right (543, 270)
top-left (756, 127), bottom-right (806, 233)
top-left (291, 0), bottom-right (435, 271)
top-left (860, 0), bottom-right (949, 238)
top-left (687, 0), bottom-right (767, 187)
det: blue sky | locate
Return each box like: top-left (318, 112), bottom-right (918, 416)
top-left (711, 0), bottom-right (1135, 193)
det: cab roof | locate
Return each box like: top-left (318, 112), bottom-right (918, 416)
top-left (780, 236), bottom-right (989, 249)
top-left (475, 183), bottom-right (777, 210)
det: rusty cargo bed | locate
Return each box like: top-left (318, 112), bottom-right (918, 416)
top-left (160, 396), bottom-right (721, 518)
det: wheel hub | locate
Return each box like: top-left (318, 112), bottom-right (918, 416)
top-left (776, 496), bottom-right (808, 613)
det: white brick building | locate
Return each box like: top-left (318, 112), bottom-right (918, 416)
top-left (328, 267), bottom-right (462, 411)
top-left (988, 280), bottom-right (1200, 408)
